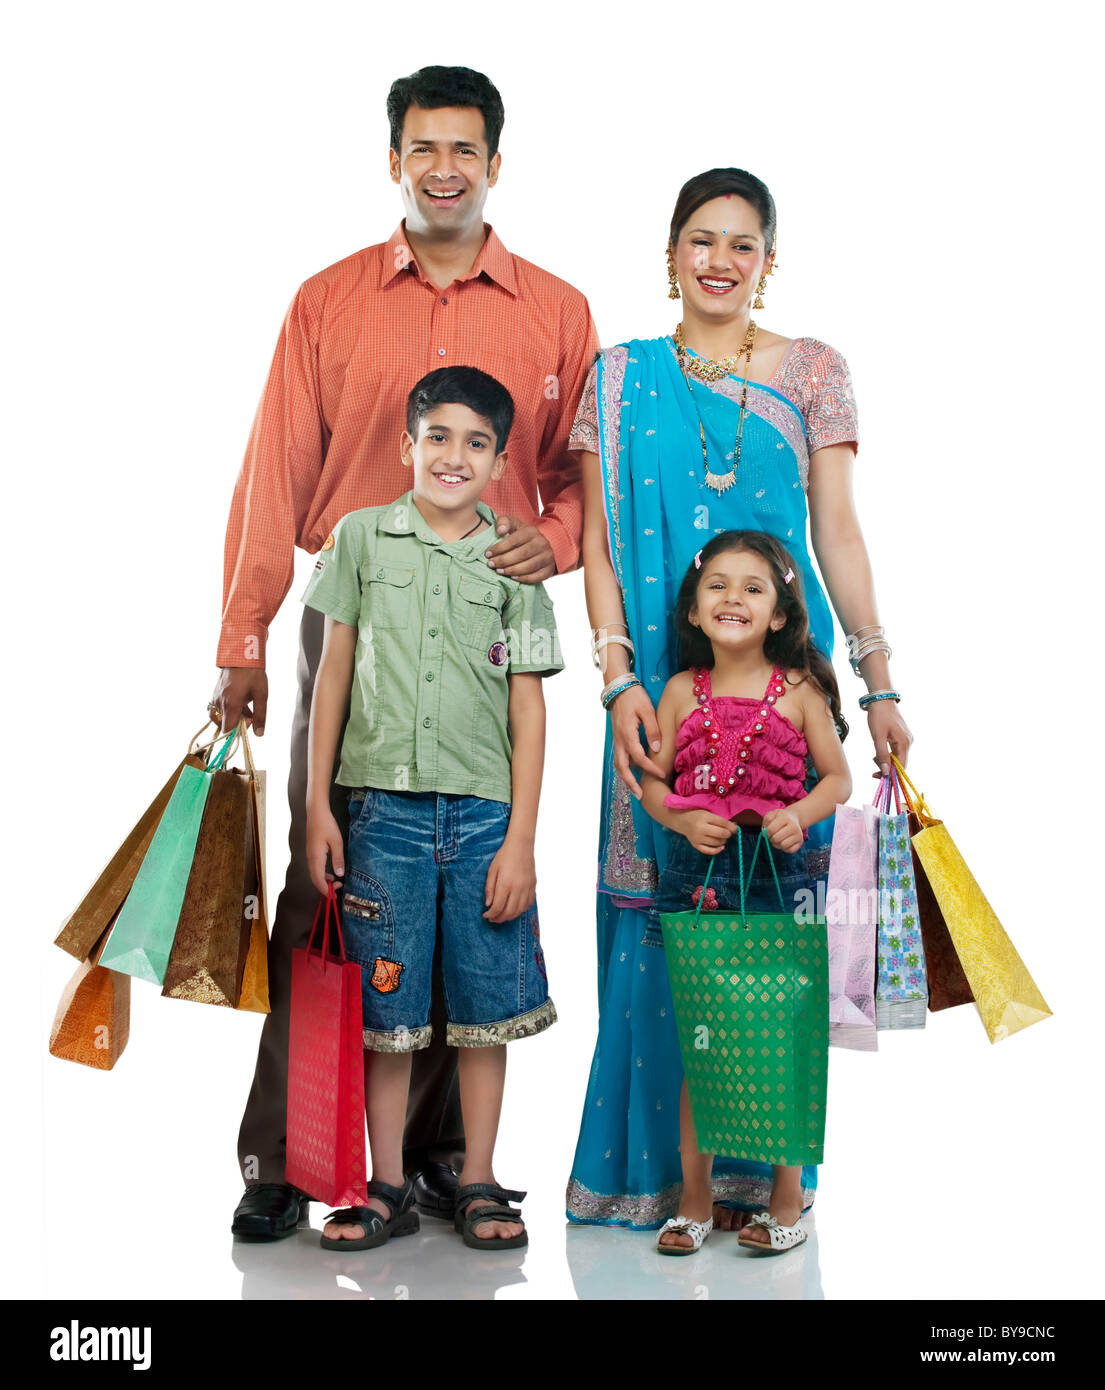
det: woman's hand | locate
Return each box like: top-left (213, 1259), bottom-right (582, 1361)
top-left (306, 803), bottom-right (345, 897)
top-left (678, 810), bottom-right (737, 856)
top-left (867, 700), bottom-right (914, 778)
top-left (762, 807), bottom-right (805, 854)
top-left (609, 684), bottom-right (665, 798)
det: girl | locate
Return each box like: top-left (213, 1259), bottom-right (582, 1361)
top-left (640, 531), bottom-right (851, 1255)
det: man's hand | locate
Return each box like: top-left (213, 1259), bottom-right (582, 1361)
top-left (306, 803), bottom-right (345, 897)
top-left (484, 834), bottom-right (537, 923)
top-left (484, 517), bottom-right (556, 583)
top-left (762, 806), bottom-right (805, 854)
top-left (210, 667), bottom-right (269, 735)
top-left (678, 810), bottom-right (738, 856)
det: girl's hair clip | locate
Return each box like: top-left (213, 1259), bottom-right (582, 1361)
top-left (694, 549), bottom-right (703, 570)
top-left (783, 567), bottom-right (794, 585)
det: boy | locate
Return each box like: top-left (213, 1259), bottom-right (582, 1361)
top-left (303, 366), bottom-right (562, 1252)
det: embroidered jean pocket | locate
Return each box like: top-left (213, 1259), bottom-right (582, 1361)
top-left (363, 564), bottom-right (414, 628)
top-left (456, 576), bottom-right (505, 650)
top-left (342, 868), bottom-right (395, 960)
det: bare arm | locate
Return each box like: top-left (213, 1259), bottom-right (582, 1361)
top-left (581, 449), bottom-right (664, 794)
top-left (761, 676), bottom-right (853, 854)
top-left (305, 616), bottom-right (356, 894)
top-left (807, 443), bottom-right (914, 774)
top-left (484, 673), bottom-right (545, 923)
top-left (640, 676), bottom-right (737, 855)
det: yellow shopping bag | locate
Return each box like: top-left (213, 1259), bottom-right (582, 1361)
top-left (892, 756), bottom-right (1050, 1043)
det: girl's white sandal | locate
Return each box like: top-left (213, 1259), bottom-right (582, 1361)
top-left (656, 1215), bottom-right (713, 1256)
top-left (736, 1211), bottom-right (807, 1256)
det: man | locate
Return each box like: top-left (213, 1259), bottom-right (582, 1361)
top-left (215, 65), bottom-right (597, 1240)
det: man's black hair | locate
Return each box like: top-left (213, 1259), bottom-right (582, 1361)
top-left (387, 66), bottom-right (505, 158)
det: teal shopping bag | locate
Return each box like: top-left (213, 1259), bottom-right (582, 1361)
top-left (99, 729), bottom-right (237, 984)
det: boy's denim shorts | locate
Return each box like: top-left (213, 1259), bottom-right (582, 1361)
top-left (341, 788), bottom-right (556, 1053)
top-left (644, 826), bottom-right (813, 948)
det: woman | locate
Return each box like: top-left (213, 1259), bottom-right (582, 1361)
top-left (565, 167), bottom-right (912, 1233)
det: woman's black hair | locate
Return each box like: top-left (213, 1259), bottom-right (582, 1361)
top-left (669, 167), bottom-right (777, 254)
top-left (386, 65), bottom-right (505, 158)
top-left (673, 530), bottom-right (848, 740)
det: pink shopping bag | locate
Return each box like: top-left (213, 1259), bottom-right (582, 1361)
top-left (826, 803), bottom-right (879, 1051)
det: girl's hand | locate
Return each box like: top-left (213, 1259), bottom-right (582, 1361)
top-left (867, 700), bottom-right (914, 778)
top-left (679, 810), bottom-right (737, 856)
top-left (610, 684), bottom-right (665, 799)
top-left (763, 807), bottom-right (805, 855)
top-left (484, 835), bottom-right (537, 924)
top-left (306, 804), bottom-right (345, 898)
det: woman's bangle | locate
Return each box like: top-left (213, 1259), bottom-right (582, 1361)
top-left (592, 634), bottom-right (635, 669)
top-left (601, 675), bottom-right (642, 709)
top-left (846, 625), bottom-right (892, 677)
top-left (858, 689), bottom-right (901, 711)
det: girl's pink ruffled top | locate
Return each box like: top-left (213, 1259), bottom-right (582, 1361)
top-left (664, 664), bottom-right (809, 822)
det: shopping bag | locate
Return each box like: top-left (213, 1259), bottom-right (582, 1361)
top-left (236, 765), bottom-right (270, 1015)
top-left (99, 727), bottom-right (239, 984)
top-left (49, 922), bottom-right (131, 1070)
top-left (285, 884), bottom-right (367, 1206)
top-left (825, 803), bottom-right (879, 1051)
top-left (875, 768), bottom-right (928, 1029)
top-left (904, 792), bottom-right (974, 1012)
top-left (892, 756), bottom-right (1051, 1043)
top-left (53, 722), bottom-right (217, 961)
top-left (163, 725), bottom-right (265, 1008)
top-left (661, 830), bottom-right (828, 1166)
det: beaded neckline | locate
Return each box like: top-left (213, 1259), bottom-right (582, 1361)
top-left (691, 665), bottom-right (794, 800)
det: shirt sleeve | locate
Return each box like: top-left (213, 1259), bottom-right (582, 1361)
top-left (300, 514), bottom-right (363, 627)
top-left (216, 279), bottom-right (329, 668)
top-left (568, 357), bottom-right (601, 454)
top-left (804, 342), bottom-right (859, 455)
top-left (533, 292), bottom-right (601, 576)
top-left (502, 579), bottom-right (565, 678)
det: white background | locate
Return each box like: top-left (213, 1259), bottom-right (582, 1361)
top-left (4, 0), bottom-right (1101, 1302)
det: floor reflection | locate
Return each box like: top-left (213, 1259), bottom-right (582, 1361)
top-left (565, 1217), bottom-right (824, 1301)
top-left (232, 1213), bottom-right (528, 1301)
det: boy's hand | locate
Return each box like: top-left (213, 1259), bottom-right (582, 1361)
top-left (762, 807), bottom-right (805, 854)
top-left (679, 810), bottom-right (737, 856)
top-left (484, 834), bottom-right (537, 924)
top-left (306, 804), bottom-right (345, 897)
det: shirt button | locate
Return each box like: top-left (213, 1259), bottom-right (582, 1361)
top-left (441, 296), bottom-right (448, 305)
top-left (425, 672), bottom-right (434, 682)
top-left (423, 718), bottom-right (432, 728)
top-left (433, 584), bottom-right (441, 594)
top-left (376, 568), bottom-right (385, 578)
top-left (429, 627), bottom-right (438, 637)
top-left (484, 591), bottom-right (492, 601)
top-left (437, 347), bottom-right (446, 356)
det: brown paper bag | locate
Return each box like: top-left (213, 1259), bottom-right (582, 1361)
top-left (49, 925), bottom-right (131, 1069)
top-left (161, 768), bottom-right (255, 1007)
top-left (237, 768), bottom-right (270, 1013)
top-left (54, 752), bottom-right (207, 961)
top-left (908, 808), bottom-right (974, 1012)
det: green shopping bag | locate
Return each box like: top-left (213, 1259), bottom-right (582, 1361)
top-left (661, 829), bottom-right (829, 1166)
top-left (99, 728), bottom-right (238, 984)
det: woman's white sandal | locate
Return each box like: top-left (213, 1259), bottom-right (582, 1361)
top-left (656, 1215), bottom-right (713, 1256)
top-left (736, 1211), bottom-right (807, 1256)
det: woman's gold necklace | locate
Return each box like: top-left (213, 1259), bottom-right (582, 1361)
top-left (673, 320), bottom-right (758, 494)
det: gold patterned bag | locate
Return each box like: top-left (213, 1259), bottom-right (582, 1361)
top-left (892, 756), bottom-right (1051, 1043)
top-left (49, 924), bottom-right (131, 1070)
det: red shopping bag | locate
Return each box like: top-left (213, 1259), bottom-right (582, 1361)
top-left (285, 885), bottom-right (367, 1207)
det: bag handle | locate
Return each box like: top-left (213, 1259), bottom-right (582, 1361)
top-left (890, 753), bottom-right (938, 826)
top-left (691, 825), bottom-right (785, 929)
top-left (305, 881), bottom-right (346, 970)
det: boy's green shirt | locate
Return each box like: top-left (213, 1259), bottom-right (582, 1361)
top-left (302, 492), bottom-right (564, 804)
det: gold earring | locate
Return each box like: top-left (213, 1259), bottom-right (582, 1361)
top-left (753, 274), bottom-right (767, 310)
top-left (666, 246), bottom-right (680, 300)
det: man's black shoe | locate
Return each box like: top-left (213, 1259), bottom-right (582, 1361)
top-left (231, 1183), bottom-right (310, 1240)
top-left (409, 1162), bottom-right (459, 1219)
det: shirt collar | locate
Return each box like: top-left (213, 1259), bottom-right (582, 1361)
top-left (379, 222), bottom-right (518, 296)
top-left (380, 491), bottom-right (498, 548)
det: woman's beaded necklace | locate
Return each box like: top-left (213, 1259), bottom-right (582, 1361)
top-left (673, 320), bottom-right (758, 496)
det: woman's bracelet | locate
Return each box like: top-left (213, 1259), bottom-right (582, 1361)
top-left (858, 689), bottom-right (901, 711)
top-left (601, 675), bottom-right (642, 709)
top-left (845, 625), bottom-right (892, 677)
top-left (592, 634), bottom-right (635, 669)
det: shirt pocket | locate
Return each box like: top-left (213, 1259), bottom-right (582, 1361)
top-left (456, 576), bottom-right (506, 652)
top-left (363, 564), bottom-right (415, 629)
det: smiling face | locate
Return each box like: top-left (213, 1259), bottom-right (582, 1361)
top-left (401, 401), bottom-right (507, 515)
top-left (689, 548), bottom-right (785, 653)
top-left (672, 195), bottom-right (773, 322)
top-left (389, 105), bottom-right (500, 239)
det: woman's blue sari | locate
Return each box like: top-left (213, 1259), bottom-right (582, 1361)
top-left (566, 337), bottom-right (837, 1228)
